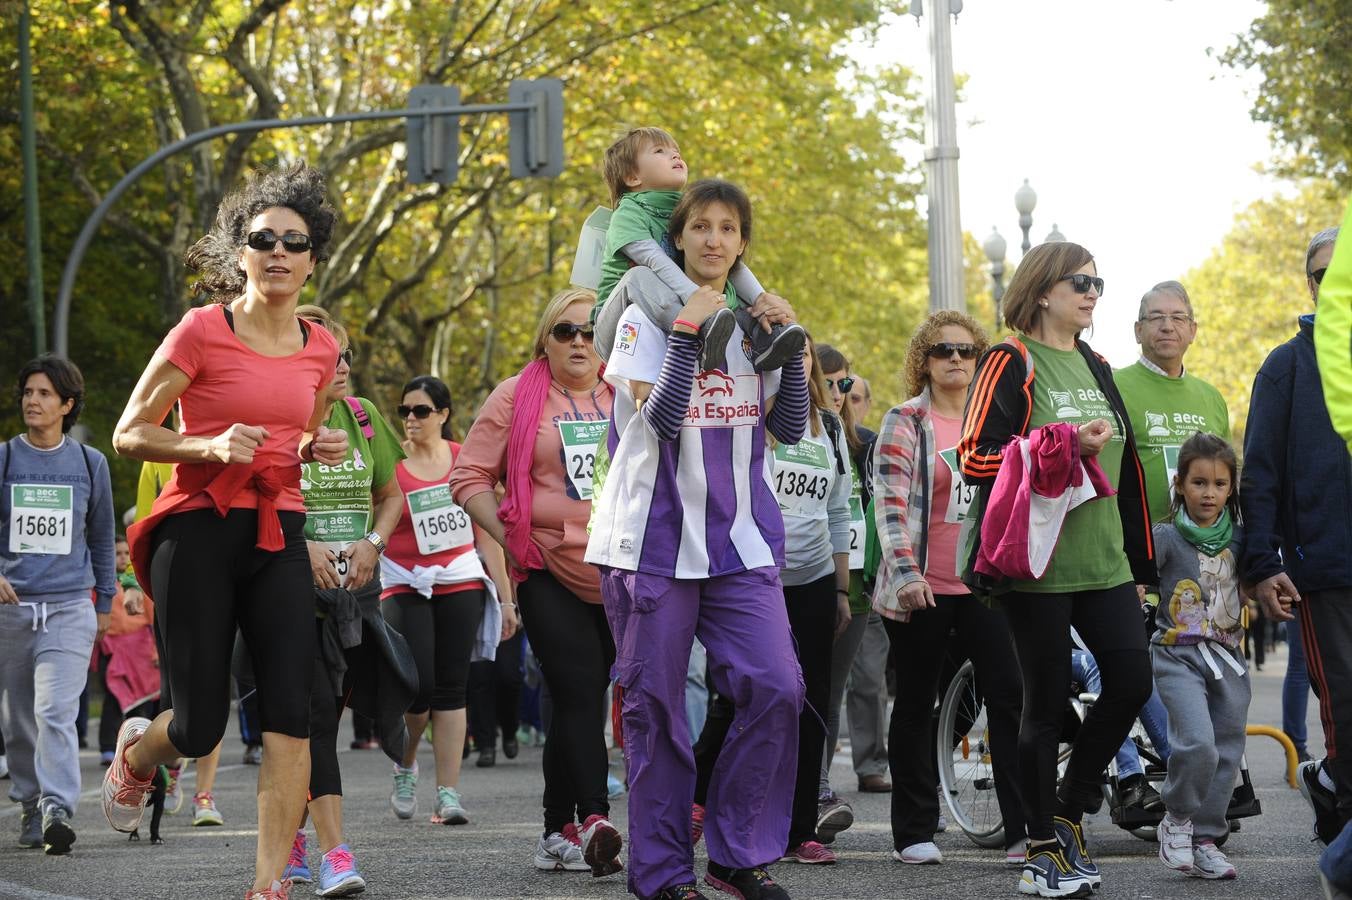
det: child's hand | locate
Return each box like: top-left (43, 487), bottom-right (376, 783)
top-left (751, 292), bottom-right (796, 331)
top-left (677, 285), bottom-right (725, 329)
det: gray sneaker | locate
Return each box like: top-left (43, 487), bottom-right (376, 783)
top-left (435, 785), bottom-right (468, 825)
top-left (41, 801), bottom-right (75, 855)
top-left (697, 307), bottom-right (738, 373)
top-left (390, 764), bottom-right (417, 820)
top-left (18, 800), bottom-right (41, 849)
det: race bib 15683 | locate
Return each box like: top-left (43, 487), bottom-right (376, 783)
top-left (406, 484), bottom-right (473, 556)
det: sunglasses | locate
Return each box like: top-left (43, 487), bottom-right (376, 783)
top-left (1311, 267), bottom-right (1328, 284)
top-left (397, 404), bottom-right (437, 419)
top-left (338, 349), bottom-right (354, 367)
top-left (825, 376), bottom-right (855, 394)
top-left (550, 322), bottom-right (595, 342)
top-left (246, 229), bottom-right (313, 254)
top-left (927, 342), bottom-right (980, 360)
top-left (1060, 273), bottom-right (1105, 295)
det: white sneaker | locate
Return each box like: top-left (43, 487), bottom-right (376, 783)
top-left (533, 831), bottom-right (590, 872)
top-left (893, 841), bottom-right (943, 864)
top-left (1188, 841), bottom-right (1236, 879)
top-left (102, 717), bottom-right (153, 833)
top-left (1157, 814), bottom-right (1193, 872)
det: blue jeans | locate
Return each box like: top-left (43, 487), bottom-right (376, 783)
top-left (1070, 649), bottom-right (1170, 779)
top-left (1283, 613), bottom-right (1311, 757)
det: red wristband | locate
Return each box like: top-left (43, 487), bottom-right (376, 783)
top-left (673, 318), bottom-right (700, 332)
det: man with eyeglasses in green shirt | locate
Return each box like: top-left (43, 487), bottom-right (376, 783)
top-left (1114, 281), bottom-right (1231, 526)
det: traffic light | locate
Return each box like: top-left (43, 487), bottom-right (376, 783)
top-left (406, 85), bottom-right (460, 185)
top-left (509, 78), bottom-right (564, 178)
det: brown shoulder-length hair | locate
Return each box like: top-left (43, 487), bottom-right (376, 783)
top-left (668, 179), bottom-right (753, 265)
top-left (1002, 241), bottom-right (1096, 334)
top-left (903, 310), bottom-right (990, 398)
top-left (815, 342), bottom-right (862, 453)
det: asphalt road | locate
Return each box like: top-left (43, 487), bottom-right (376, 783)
top-left (0, 643), bottom-right (1325, 900)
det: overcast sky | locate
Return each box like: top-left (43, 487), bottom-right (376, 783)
top-left (859, 0), bottom-right (1276, 364)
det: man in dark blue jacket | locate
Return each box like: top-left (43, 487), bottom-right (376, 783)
top-left (1241, 227), bottom-right (1352, 857)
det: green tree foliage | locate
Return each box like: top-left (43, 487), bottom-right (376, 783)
top-left (2, 0), bottom-right (934, 509)
top-left (1222, 1), bottom-right (1352, 186)
top-left (1180, 183), bottom-right (1345, 444)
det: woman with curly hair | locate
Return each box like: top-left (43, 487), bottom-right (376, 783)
top-left (872, 310), bottom-right (1026, 867)
top-left (105, 164), bottom-right (348, 899)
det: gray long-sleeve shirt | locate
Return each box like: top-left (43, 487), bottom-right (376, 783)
top-left (779, 412), bottom-right (853, 586)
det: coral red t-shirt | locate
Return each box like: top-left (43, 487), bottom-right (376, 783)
top-left (382, 442), bottom-right (485, 600)
top-left (156, 304), bottom-right (337, 513)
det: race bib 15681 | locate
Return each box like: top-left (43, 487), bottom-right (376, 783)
top-left (9, 484), bottom-right (74, 555)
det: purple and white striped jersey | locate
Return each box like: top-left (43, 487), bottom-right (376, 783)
top-left (586, 305), bottom-right (807, 579)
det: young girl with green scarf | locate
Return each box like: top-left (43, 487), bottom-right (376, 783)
top-left (1150, 432), bottom-right (1250, 881)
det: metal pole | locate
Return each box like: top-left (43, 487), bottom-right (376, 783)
top-left (20, 0), bottom-right (46, 355)
top-left (52, 100), bottom-right (535, 357)
top-left (923, 0), bottom-right (964, 312)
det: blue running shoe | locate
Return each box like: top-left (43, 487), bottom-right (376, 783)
top-left (1053, 816), bottom-right (1101, 889)
top-left (317, 843), bottom-right (366, 897)
top-left (1019, 844), bottom-right (1093, 898)
top-left (282, 829), bottom-right (311, 884)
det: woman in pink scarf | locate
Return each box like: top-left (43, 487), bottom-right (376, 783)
top-left (451, 288), bottom-right (621, 878)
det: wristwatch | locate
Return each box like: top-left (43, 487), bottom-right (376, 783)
top-left (363, 531), bottom-right (387, 554)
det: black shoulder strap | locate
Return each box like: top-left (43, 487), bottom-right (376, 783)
top-left (223, 304), bottom-right (309, 346)
top-left (822, 412), bottom-right (847, 475)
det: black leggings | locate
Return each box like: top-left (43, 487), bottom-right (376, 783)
top-left (884, 595), bottom-right (1025, 849)
top-left (383, 589), bottom-right (482, 713)
top-left (693, 573), bottom-right (835, 848)
top-left (150, 508), bottom-right (313, 758)
top-left (516, 570), bottom-right (615, 835)
top-left (1002, 583), bottom-right (1152, 840)
top-left (308, 616), bottom-right (345, 799)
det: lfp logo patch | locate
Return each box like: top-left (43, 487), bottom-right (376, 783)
top-left (616, 322), bottom-right (640, 356)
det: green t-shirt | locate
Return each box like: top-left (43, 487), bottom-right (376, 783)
top-left (1113, 361), bottom-right (1231, 523)
top-left (1011, 338), bottom-right (1133, 594)
top-left (594, 190), bottom-right (682, 312)
top-left (300, 397), bottom-right (406, 545)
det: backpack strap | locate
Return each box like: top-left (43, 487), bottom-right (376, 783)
top-left (821, 411), bottom-right (847, 475)
top-left (345, 397), bottom-right (374, 440)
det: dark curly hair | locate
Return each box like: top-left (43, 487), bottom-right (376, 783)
top-left (184, 163), bottom-right (337, 304)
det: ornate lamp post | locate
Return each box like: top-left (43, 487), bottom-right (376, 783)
top-left (982, 227), bottom-right (1007, 329)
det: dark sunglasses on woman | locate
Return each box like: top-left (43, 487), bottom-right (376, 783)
top-left (550, 322), bottom-right (595, 342)
top-left (246, 229), bottom-right (313, 254)
top-left (1311, 267), bottom-right (1328, 284)
top-left (927, 342), bottom-right (980, 360)
top-left (397, 403), bottom-right (437, 419)
top-left (337, 349), bottom-right (354, 367)
top-left (1060, 273), bottom-right (1105, 295)
top-left (825, 376), bottom-right (855, 394)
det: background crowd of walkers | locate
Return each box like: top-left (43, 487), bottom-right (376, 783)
top-left (2, 136), bottom-right (1352, 900)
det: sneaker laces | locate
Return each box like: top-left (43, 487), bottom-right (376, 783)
top-left (195, 791), bottom-right (215, 808)
top-left (287, 833), bottom-right (307, 869)
top-left (561, 823), bottom-right (583, 847)
top-left (325, 846), bottom-right (356, 874)
top-left (110, 754), bottom-right (153, 806)
top-left (394, 769), bottom-right (416, 800)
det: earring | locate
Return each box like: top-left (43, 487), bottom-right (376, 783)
top-left (1039, 300), bottom-right (1049, 308)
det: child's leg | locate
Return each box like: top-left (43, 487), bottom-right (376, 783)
top-left (1151, 644), bottom-right (1216, 824)
top-left (594, 267), bottom-right (686, 363)
top-left (1193, 650), bottom-right (1252, 842)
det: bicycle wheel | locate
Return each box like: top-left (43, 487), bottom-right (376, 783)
top-left (937, 659), bottom-right (1006, 848)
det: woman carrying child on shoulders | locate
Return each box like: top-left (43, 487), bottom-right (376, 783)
top-left (1152, 432), bottom-right (1250, 880)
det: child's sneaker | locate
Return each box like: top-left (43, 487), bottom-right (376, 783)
top-left (192, 791), bottom-right (223, 826)
top-left (1052, 816), bottom-right (1100, 889)
top-left (390, 763), bottom-right (417, 820)
top-left (1157, 814), bottom-right (1193, 872)
top-left (434, 785), bottom-right (468, 825)
top-left (697, 307), bottom-right (737, 372)
top-left (579, 813), bottom-right (623, 877)
top-left (748, 318), bottom-right (806, 372)
top-left (281, 829), bottom-right (311, 884)
top-left (1188, 840), bottom-right (1236, 880)
top-left (316, 843), bottom-right (366, 897)
top-left (534, 829), bottom-right (590, 872)
top-left (1018, 845), bottom-right (1093, 898)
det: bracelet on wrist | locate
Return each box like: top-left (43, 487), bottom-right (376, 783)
top-left (673, 318), bottom-right (700, 333)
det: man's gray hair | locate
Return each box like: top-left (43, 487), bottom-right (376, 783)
top-left (1308, 227), bottom-right (1340, 275)
top-left (1137, 280), bottom-right (1194, 321)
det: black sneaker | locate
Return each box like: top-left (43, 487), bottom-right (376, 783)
top-left (749, 322), bottom-right (806, 373)
top-left (1299, 759), bottom-right (1342, 845)
top-left (502, 734), bottom-right (519, 759)
top-left (41, 803), bottom-right (75, 856)
top-left (705, 862), bottom-right (790, 899)
top-left (656, 885), bottom-right (712, 900)
top-left (698, 308), bottom-right (737, 373)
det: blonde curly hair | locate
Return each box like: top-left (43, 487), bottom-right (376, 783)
top-left (903, 310), bottom-right (990, 398)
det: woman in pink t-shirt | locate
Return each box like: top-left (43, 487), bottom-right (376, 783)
top-left (871, 310), bottom-right (1026, 867)
top-left (106, 165), bottom-right (347, 900)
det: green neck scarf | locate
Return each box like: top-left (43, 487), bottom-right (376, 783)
top-left (1175, 508), bottom-right (1233, 557)
top-left (626, 190), bottom-right (682, 219)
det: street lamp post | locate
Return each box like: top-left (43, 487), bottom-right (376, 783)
top-left (1045, 223), bottom-right (1066, 242)
top-left (1014, 178), bottom-right (1037, 255)
top-left (982, 227), bottom-right (1007, 330)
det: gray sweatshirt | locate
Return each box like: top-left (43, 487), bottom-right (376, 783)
top-left (1150, 521), bottom-right (1245, 652)
top-left (0, 436), bottom-right (117, 611)
top-left (778, 412), bottom-right (852, 586)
